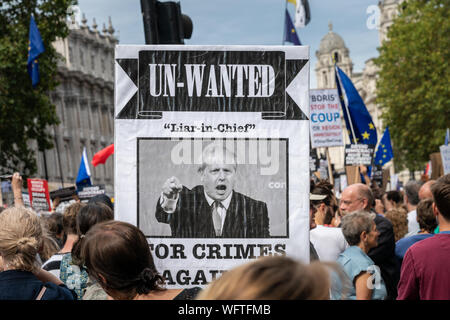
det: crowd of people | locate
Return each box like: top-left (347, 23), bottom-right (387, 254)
top-left (0, 170), bottom-right (449, 300)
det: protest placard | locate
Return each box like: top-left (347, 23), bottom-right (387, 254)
top-left (344, 144), bottom-right (375, 166)
top-left (309, 152), bottom-right (319, 176)
top-left (49, 186), bottom-right (77, 202)
top-left (440, 145), bottom-right (450, 175)
top-left (371, 165), bottom-right (383, 188)
top-left (27, 178), bottom-right (51, 212)
top-left (77, 185), bottom-right (106, 201)
top-left (114, 45), bottom-right (310, 287)
top-left (309, 89), bottom-right (343, 148)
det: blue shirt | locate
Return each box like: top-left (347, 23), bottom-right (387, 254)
top-left (334, 246), bottom-right (387, 300)
top-left (395, 233), bottom-right (434, 264)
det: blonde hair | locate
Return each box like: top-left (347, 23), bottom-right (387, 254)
top-left (197, 255), bottom-right (333, 300)
top-left (0, 207), bottom-right (42, 272)
top-left (384, 208), bottom-right (408, 242)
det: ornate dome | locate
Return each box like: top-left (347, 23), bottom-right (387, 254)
top-left (318, 22), bottom-right (347, 54)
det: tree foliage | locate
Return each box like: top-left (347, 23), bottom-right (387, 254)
top-left (0, 0), bottom-right (76, 177)
top-left (374, 0), bottom-right (450, 171)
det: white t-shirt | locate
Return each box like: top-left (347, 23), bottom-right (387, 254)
top-left (310, 225), bottom-right (349, 262)
top-left (407, 210), bottom-right (420, 236)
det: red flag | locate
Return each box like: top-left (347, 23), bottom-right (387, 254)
top-left (92, 144), bottom-right (114, 167)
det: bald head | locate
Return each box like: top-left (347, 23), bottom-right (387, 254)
top-left (419, 180), bottom-right (436, 200)
top-left (340, 183), bottom-right (374, 215)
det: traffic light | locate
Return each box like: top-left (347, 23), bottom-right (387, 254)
top-left (140, 0), bottom-right (193, 44)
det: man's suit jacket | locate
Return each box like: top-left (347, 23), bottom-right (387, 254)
top-left (155, 185), bottom-right (270, 238)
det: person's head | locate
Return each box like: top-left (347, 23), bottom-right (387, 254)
top-left (431, 174), bottom-right (450, 222)
top-left (198, 142), bottom-right (237, 201)
top-left (383, 190), bottom-right (404, 211)
top-left (0, 207), bottom-right (42, 272)
top-left (404, 180), bottom-right (421, 207)
top-left (310, 180), bottom-right (338, 225)
top-left (419, 180), bottom-right (436, 201)
top-left (339, 183), bottom-right (373, 215)
top-left (416, 198), bottom-right (437, 233)
top-left (62, 202), bottom-right (86, 236)
top-left (340, 210), bottom-right (379, 250)
top-left (71, 203), bottom-right (114, 266)
top-left (82, 220), bottom-right (165, 300)
top-left (196, 255), bottom-right (333, 300)
top-left (88, 194), bottom-right (114, 211)
top-left (384, 208), bottom-right (408, 242)
top-left (43, 212), bottom-right (64, 240)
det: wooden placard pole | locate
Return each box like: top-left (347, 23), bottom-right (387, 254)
top-left (326, 147), bottom-right (334, 186)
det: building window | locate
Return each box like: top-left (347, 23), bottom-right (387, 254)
top-left (323, 71), bottom-right (328, 87)
top-left (101, 58), bottom-right (105, 74)
top-left (68, 46), bottom-right (73, 64)
top-left (79, 48), bottom-right (84, 66)
top-left (91, 54), bottom-right (95, 70)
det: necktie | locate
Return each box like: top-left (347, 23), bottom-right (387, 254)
top-left (212, 201), bottom-right (222, 236)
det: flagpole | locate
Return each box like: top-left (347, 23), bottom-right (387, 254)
top-left (283, 1), bottom-right (288, 45)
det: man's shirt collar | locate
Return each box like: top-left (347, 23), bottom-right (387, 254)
top-left (204, 190), bottom-right (233, 210)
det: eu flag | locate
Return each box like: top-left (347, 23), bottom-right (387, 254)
top-left (374, 126), bottom-right (393, 166)
top-left (76, 147), bottom-right (92, 191)
top-left (284, 10), bottom-right (301, 45)
top-left (335, 65), bottom-right (377, 146)
top-left (27, 16), bottom-right (45, 87)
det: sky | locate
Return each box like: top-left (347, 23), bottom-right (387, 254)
top-left (76, 0), bottom-right (382, 88)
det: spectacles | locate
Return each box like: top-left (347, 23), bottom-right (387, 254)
top-left (340, 198), bottom-right (363, 206)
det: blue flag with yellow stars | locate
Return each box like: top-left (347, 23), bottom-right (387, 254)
top-left (27, 16), bottom-right (45, 87)
top-left (335, 65), bottom-right (377, 145)
top-left (284, 9), bottom-right (301, 45)
top-left (374, 126), bottom-right (393, 166)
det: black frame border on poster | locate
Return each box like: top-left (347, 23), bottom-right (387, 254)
top-left (136, 137), bottom-right (289, 239)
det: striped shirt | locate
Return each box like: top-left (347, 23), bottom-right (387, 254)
top-left (42, 252), bottom-right (67, 279)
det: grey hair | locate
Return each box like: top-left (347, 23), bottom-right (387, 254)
top-left (404, 180), bottom-right (421, 205)
top-left (341, 210), bottom-right (376, 246)
top-left (198, 141), bottom-right (237, 173)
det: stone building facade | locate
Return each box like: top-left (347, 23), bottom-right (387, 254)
top-left (314, 0), bottom-right (406, 180)
top-left (35, 16), bottom-right (117, 194)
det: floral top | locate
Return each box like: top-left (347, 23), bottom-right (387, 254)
top-left (59, 253), bottom-right (89, 300)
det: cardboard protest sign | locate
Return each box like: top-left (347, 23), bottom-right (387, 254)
top-left (115, 45), bottom-right (310, 288)
top-left (318, 158), bottom-right (329, 180)
top-left (344, 144), bottom-right (375, 166)
top-left (309, 89), bottom-right (343, 148)
top-left (22, 192), bottom-right (31, 209)
top-left (371, 165), bottom-right (383, 188)
top-left (440, 145), bottom-right (450, 175)
top-left (309, 152), bottom-right (319, 176)
top-left (430, 152), bottom-right (444, 179)
top-left (27, 178), bottom-right (51, 212)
